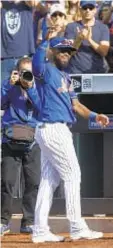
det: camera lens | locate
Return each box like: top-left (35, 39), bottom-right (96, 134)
top-left (21, 71), bottom-right (33, 82)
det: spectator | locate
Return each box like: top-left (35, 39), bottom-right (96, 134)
top-left (98, 1), bottom-right (113, 23)
top-left (48, 4), bottom-right (67, 36)
top-left (98, 1), bottom-right (113, 72)
top-left (0, 57), bottom-right (41, 236)
top-left (36, 0), bottom-right (60, 46)
top-left (64, 0), bottom-right (110, 74)
top-left (67, 0), bottom-right (82, 23)
top-left (106, 21), bottom-right (113, 72)
top-left (1, 0), bottom-right (44, 82)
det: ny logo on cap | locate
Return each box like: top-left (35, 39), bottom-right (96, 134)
top-left (61, 39), bottom-right (73, 46)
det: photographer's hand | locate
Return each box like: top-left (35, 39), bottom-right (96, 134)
top-left (10, 71), bottom-right (20, 85)
top-left (20, 79), bottom-right (34, 89)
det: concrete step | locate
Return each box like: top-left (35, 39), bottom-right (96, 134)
top-left (10, 215), bottom-right (113, 233)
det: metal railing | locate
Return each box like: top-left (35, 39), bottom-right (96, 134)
top-left (70, 73), bottom-right (113, 93)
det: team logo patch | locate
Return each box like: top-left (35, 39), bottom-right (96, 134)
top-left (57, 77), bottom-right (68, 93)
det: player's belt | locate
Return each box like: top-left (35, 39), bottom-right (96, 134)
top-left (38, 122), bottom-right (72, 129)
top-left (38, 123), bottom-right (46, 129)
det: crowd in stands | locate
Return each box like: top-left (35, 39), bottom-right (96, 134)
top-left (1, 0), bottom-right (113, 79)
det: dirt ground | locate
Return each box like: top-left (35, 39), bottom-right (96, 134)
top-left (1, 233), bottom-right (113, 248)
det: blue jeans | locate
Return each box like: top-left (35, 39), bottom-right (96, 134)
top-left (1, 58), bottom-right (20, 82)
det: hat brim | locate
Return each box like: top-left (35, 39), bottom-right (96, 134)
top-left (52, 45), bottom-right (76, 51)
top-left (81, 3), bottom-right (96, 7)
top-left (50, 11), bottom-right (66, 16)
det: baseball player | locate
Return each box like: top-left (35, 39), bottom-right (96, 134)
top-left (30, 32), bottom-right (109, 243)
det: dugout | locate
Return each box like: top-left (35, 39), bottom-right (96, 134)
top-left (50, 74), bottom-right (113, 215)
top-left (12, 74), bottom-right (113, 216)
top-left (72, 93), bottom-right (113, 215)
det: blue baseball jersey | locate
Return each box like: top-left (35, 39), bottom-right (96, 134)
top-left (32, 40), bottom-right (78, 124)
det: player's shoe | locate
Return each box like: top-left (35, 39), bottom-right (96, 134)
top-left (71, 229), bottom-right (103, 240)
top-left (0, 224), bottom-right (10, 236)
top-left (32, 231), bottom-right (65, 243)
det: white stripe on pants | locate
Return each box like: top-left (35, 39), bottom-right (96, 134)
top-left (34, 123), bottom-right (82, 234)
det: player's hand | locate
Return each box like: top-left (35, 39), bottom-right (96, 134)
top-left (10, 70), bottom-right (20, 85)
top-left (96, 114), bottom-right (109, 127)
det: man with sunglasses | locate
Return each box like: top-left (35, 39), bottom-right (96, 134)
top-left (30, 32), bottom-right (109, 243)
top-left (65, 0), bottom-right (110, 73)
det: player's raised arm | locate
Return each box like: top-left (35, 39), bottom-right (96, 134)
top-left (32, 29), bottom-right (60, 78)
top-left (32, 40), bottom-right (48, 78)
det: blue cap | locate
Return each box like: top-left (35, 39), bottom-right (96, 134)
top-left (80, 0), bottom-right (96, 7)
top-left (49, 37), bottom-right (76, 51)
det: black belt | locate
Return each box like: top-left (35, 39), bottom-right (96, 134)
top-left (38, 123), bottom-right (72, 129)
top-left (1, 54), bottom-right (33, 60)
top-left (1, 56), bottom-right (22, 60)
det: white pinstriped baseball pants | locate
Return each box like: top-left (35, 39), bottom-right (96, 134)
top-left (34, 123), bottom-right (82, 234)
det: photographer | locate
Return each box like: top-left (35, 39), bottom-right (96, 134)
top-left (1, 57), bottom-right (41, 236)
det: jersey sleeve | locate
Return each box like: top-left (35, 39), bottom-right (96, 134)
top-left (32, 40), bottom-right (49, 79)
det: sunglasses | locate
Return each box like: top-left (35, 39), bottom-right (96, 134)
top-left (58, 48), bottom-right (73, 55)
top-left (82, 5), bottom-right (95, 11)
top-left (51, 12), bottom-right (65, 17)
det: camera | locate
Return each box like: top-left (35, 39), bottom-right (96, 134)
top-left (20, 70), bottom-right (34, 82)
top-left (14, 70), bottom-right (34, 87)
